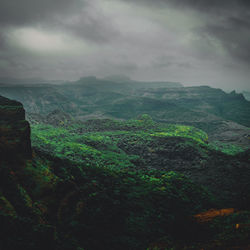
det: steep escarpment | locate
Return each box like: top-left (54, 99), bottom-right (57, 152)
top-left (0, 96), bottom-right (55, 249)
top-left (0, 95), bottom-right (31, 162)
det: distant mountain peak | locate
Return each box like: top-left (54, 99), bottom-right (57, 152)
top-left (79, 76), bottom-right (97, 81)
top-left (102, 75), bottom-right (132, 83)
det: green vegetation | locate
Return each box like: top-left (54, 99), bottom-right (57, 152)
top-left (31, 116), bottom-right (244, 175)
top-left (48, 158), bottom-right (213, 250)
top-left (31, 117), bottom-right (211, 173)
top-left (2, 82), bottom-right (250, 129)
top-left (24, 114), bottom-right (250, 249)
top-left (1, 95), bottom-right (249, 250)
top-left (31, 124), bottom-right (137, 170)
top-left (209, 140), bottom-right (245, 155)
top-left (150, 124), bottom-right (208, 144)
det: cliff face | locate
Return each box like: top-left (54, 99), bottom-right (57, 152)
top-left (0, 95), bottom-right (31, 162)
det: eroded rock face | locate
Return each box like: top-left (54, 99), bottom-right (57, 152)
top-left (0, 95), bottom-right (32, 162)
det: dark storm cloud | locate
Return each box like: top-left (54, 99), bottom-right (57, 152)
top-left (176, 0), bottom-right (250, 11)
top-left (0, 0), bottom-right (119, 44)
top-left (179, 0), bottom-right (250, 65)
top-left (199, 16), bottom-right (250, 64)
top-left (59, 6), bottom-right (120, 43)
top-left (0, 32), bottom-right (6, 48)
top-left (179, 0), bottom-right (250, 66)
top-left (0, 0), bottom-right (83, 26)
top-left (121, 0), bottom-right (250, 64)
top-left (0, 0), bottom-right (249, 90)
top-left (122, 0), bottom-right (250, 11)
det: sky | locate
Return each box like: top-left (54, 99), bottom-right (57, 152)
top-left (0, 0), bottom-right (250, 91)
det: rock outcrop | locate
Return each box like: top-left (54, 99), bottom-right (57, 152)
top-left (0, 95), bottom-right (31, 162)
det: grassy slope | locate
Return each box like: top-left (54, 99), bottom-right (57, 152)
top-left (28, 116), bottom-right (250, 249)
top-left (30, 116), bottom-right (250, 205)
top-left (31, 115), bottom-right (244, 167)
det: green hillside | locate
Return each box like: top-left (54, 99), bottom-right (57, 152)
top-left (1, 94), bottom-right (250, 249)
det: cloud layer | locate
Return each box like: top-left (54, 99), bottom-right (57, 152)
top-left (0, 0), bottom-right (249, 91)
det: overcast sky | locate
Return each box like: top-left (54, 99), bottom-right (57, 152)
top-left (0, 0), bottom-right (249, 91)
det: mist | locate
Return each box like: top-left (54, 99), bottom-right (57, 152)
top-left (0, 0), bottom-right (250, 91)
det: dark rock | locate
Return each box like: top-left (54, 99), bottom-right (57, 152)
top-left (0, 95), bottom-right (32, 162)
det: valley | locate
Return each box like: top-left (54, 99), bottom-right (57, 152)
top-left (1, 77), bottom-right (250, 149)
top-left (0, 77), bottom-right (250, 249)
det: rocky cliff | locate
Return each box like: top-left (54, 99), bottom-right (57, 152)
top-left (0, 95), bottom-right (31, 163)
